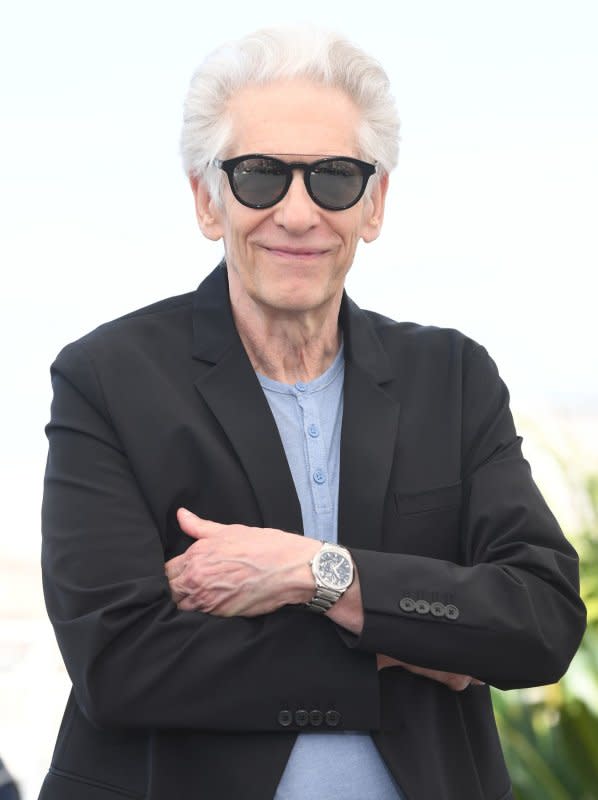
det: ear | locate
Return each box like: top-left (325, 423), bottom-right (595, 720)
top-left (190, 176), bottom-right (224, 241)
top-left (360, 172), bottom-right (389, 244)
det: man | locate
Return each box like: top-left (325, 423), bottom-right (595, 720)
top-left (40, 25), bottom-right (586, 800)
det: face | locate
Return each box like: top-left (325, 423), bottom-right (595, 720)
top-left (192, 79), bottom-right (388, 321)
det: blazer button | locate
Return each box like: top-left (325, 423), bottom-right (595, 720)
top-left (415, 599), bottom-right (430, 615)
top-left (325, 710), bottom-right (341, 727)
top-left (430, 601), bottom-right (446, 617)
top-left (399, 597), bottom-right (416, 613)
top-left (278, 709), bottom-right (293, 727)
top-left (295, 709), bottom-right (309, 727)
top-left (309, 710), bottom-right (323, 727)
top-left (445, 604), bottom-right (460, 620)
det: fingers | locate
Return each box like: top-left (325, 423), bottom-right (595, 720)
top-left (430, 672), bottom-right (485, 691)
top-left (167, 570), bottom-right (189, 602)
top-left (379, 656), bottom-right (485, 691)
top-left (167, 510), bottom-right (226, 609)
top-left (418, 669), bottom-right (475, 691)
top-left (444, 674), bottom-right (473, 692)
top-left (177, 594), bottom-right (212, 612)
top-left (164, 555), bottom-right (186, 580)
top-left (376, 654), bottom-right (404, 670)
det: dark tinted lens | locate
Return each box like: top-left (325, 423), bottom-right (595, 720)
top-left (232, 157), bottom-right (288, 207)
top-left (309, 160), bottom-right (364, 209)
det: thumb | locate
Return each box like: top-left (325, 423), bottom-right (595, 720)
top-left (176, 507), bottom-right (216, 539)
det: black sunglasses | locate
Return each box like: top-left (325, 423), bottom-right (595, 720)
top-left (214, 154), bottom-right (377, 211)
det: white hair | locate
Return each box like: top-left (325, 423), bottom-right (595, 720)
top-left (180, 25), bottom-right (400, 204)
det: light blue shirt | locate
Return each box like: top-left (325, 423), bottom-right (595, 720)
top-left (258, 345), bottom-right (403, 800)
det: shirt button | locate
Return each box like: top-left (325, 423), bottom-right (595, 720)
top-left (313, 469), bottom-right (326, 485)
top-left (445, 604), bottom-right (460, 620)
top-left (415, 599), bottom-right (430, 615)
top-left (307, 423), bottom-right (320, 438)
top-left (295, 381), bottom-right (307, 392)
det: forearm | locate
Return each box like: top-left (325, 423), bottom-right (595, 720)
top-left (345, 545), bottom-right (585, 688)
top-left (170, 510), bottom-right (366, 635)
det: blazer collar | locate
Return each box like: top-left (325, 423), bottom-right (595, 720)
top-left (190, 262), bottom-right (400, 551)
top-left (191, 261), bottom-right (239, 363)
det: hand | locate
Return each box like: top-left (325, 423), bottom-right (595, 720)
top-left (165, 509), bottom-right (320, 617)
top-left (376, 654), bottom-right (484, 692)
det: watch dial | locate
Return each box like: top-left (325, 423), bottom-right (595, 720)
top-left (318, 551), bottom-right (351, 589)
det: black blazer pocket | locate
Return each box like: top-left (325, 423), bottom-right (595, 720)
top-left (394, 481), bottom-right (462, 515)
top-left (389, 482), bottom-right (462, 560)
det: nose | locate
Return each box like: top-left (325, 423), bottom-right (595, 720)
top-left (272, 170), bottom-right (321, 233)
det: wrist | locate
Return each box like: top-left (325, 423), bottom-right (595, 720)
top-left (325, 573), bottom-right (364, 635)
top-left (285, 537), bottom-right (321, 604)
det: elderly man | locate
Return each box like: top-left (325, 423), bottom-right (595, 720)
top-left (40, 25), bottom-right (585, 800)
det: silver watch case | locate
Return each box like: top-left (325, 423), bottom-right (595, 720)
top-left (306, 543), bottom-right (354, 613)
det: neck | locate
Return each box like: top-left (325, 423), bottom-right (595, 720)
top-left (230, 293), bottom-right (343, 384)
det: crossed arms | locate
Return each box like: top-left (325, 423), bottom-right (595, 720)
top-left (165, 508), bottom-right (482, 691)
top-left (41, 331), bottom-right (586, 730)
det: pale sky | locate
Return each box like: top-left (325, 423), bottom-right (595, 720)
top-left (1, 0), bottom-right (597, 556)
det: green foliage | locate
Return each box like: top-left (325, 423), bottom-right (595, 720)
top-left (492, 470), bottom-right (598, 799)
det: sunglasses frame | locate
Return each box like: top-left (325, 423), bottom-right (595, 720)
top-left (214, 154), bottom-right (377, 211)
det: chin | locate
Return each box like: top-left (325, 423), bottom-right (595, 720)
top-left (282, 271), bottom-right (342, 304)
top-left (261, 284), bottom-right (337, 315)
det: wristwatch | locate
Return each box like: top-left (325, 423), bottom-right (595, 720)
top-left (306, 542), bottom-right (354, 613)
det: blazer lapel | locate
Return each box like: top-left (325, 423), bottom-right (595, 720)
top-left (338, 297), bottom-right (401, 552)
top-left (190, 265), bottom-right (303, 535)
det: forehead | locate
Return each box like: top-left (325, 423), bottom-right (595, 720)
top-left (226, 79), bottom-right (361, 158)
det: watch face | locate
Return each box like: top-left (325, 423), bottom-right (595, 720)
top-left (317, 550), bottom-right (352, 590)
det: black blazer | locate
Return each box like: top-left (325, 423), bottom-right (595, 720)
top-left (40, 264), bottom-right (585, 800)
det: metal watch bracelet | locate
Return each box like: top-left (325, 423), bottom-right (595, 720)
top-left (306, 586), bottom-right (343, 613)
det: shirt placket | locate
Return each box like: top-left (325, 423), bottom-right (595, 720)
top-left (293, 382), bottom-right (331, 525)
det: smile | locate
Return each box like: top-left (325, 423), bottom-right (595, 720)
top-left (261, 246), bottom-right (330, 259)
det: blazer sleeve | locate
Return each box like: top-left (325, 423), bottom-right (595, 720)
top-left (42, 340), bottom-right (380, 732)
top-left (347, 343), bottom-right (586, 690)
